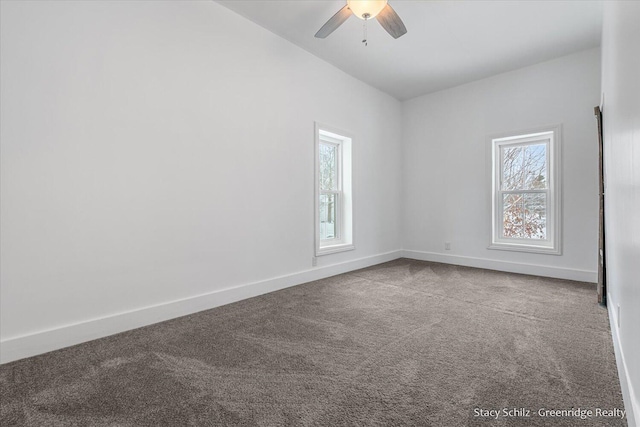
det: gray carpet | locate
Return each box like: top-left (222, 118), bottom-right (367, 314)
top-left (0, 259), bottom-right (626, 426)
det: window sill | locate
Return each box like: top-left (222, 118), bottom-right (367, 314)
top-left (316, 243), bottom-right (355, 256)
top-left (488, 242), bottom-right (561, 255)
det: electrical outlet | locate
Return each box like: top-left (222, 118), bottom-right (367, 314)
top-left (312, 257), bottom-right (317, 267)
top-left (445, 242), bottom-right (451, 250)
top-left (617, 304), bottom-right (621, 328)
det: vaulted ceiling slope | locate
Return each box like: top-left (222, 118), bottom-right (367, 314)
top-left (216, 0), bottom-right (602, 100)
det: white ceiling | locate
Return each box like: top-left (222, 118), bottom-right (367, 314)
top-left (216, 1), bottom-right (603, 101)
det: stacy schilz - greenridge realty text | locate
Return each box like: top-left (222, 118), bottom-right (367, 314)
top-left (474, 407), bottom-right (626, 420)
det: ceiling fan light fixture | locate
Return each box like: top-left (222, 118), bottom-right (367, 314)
top-left (347, 0), bottom-right (388, 20)
top-left (314, 0), bottom-right (405, 40)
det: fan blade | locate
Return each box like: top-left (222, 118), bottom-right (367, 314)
top-left (315, 5), bottom-right (352, 38)
top-left (376, 4), bottom-right (407, 39)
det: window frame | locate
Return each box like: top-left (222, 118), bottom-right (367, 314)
top-left (319, 137), bottom-right (342, 242)
top-left (315, 122), bottom-right (354, 256)
top-left (488, 125), bottom-right (562, 255)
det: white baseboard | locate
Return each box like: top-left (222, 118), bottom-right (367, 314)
top-left (402, 250), bottom-right (597, 283)
top-left (0, 250), bottom-right (403, 364)
top-left (607, 293), bottom-right (639, 427)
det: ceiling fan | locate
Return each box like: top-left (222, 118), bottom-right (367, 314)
top-left (315, 0), bottom-right (407, 40)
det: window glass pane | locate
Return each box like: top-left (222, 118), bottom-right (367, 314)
top-left (319, 143), bottom-right (338, 191)
top-left (522, 143), bottom-right (547, 190)
top-left (319, 193), bottom-right (337, 240)
top-left (502, 193), bottom-right (524, 238)
top-left (501, 146), bottom-right (523, 190)
top-left (502, 143), bottom-right (547, 191)
top-left (524, 193), bottom-right (547, 239)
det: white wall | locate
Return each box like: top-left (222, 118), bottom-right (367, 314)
top-left (0, 1), bottom-right (403, 362)
top-left (401, 49), bottom-right (601, 282)
top-left (601, 2), bottom-right (640, 424)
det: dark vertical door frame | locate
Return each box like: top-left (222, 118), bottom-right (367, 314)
top-left (595, 106), bottom-right (606, 305)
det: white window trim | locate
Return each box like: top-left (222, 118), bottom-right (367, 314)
top-left (315, 122), bottom-right (354, 256)
top-left (488, 125), bottom-right (562, 255)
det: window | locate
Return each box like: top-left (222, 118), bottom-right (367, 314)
top-left (489, 126), bottom-right (561, 254)
top-left (315, 123), bottom-right (353, 256)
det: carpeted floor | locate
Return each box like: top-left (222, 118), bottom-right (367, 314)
top-left (0, 259), bottom-right (626, 426)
